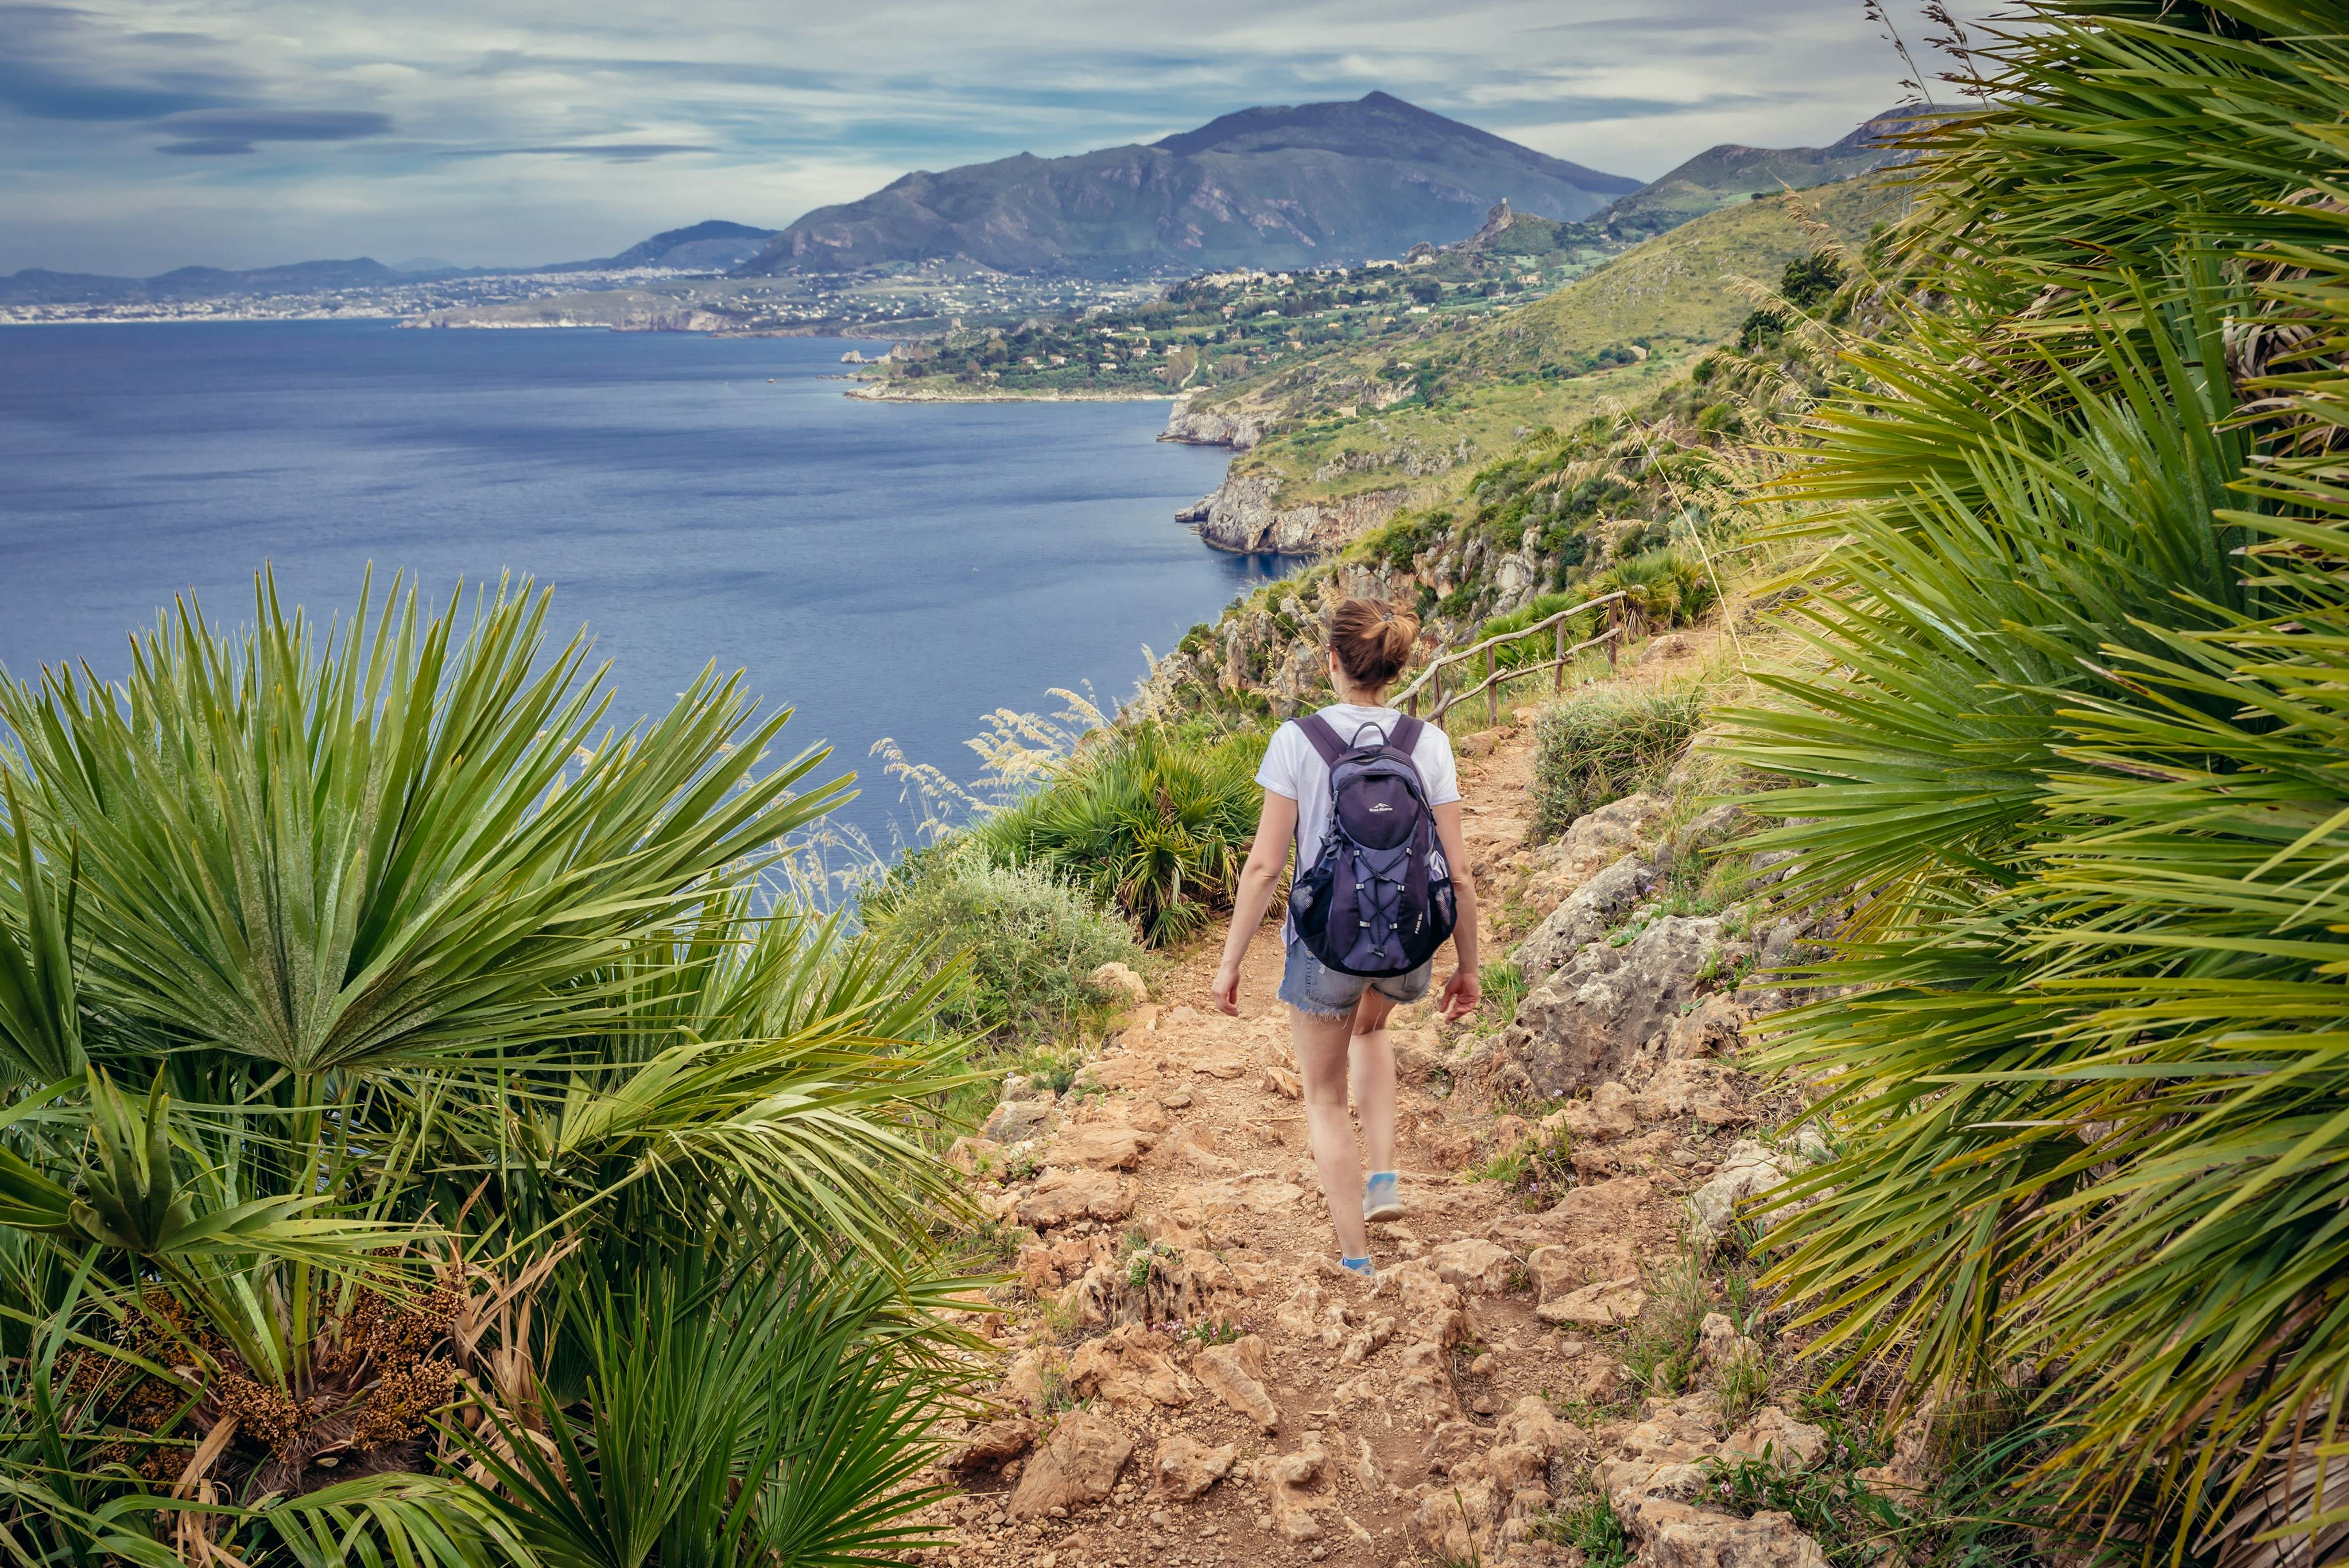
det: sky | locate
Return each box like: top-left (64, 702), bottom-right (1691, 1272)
top-left (0, 0), bottom-right (2001, 277)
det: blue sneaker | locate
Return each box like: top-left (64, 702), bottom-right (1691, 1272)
top-left (1363, 1170), bottom-right (1403, 1223)
top-left (1339, 1255), bottom-right (1376, 1279)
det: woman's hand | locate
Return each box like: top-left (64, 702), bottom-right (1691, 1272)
top-left (1212, 960), bottom-right (1242, 1016)
top-left (1438, 965), bottom-right (1482, 1022)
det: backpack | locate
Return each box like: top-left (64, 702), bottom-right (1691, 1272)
top-left (1287, 713), bottom-right (1458, 977)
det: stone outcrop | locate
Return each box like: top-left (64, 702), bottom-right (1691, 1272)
top-left (1188, 472), bottom-right (1408, 556)
top-left (1194, 1334), bottom-right (1280, 1431)
top-left (1152, 1434), bottom-right (1238, 1500)
top-left (1162, 391), bottom-right (1267, 449)
top-left (1254, 1430), bottom-right (1333, 1541)
top-left (1589, 1396), bottom-right (1836, 1567)
top-left (1014, 1169), bottom-right (1133, 1229)
top-left (1514, 854), bottom-right (1654, 987)
top-left (944, 1417), bottom-right (1037, 1474)
top-left (1497, 910), bottom-right (1754, 1097)
top-left (1409, 1395), bottom-right (1578, 1564)
top-left (1688, 1139), bottom-right (1800, 1243)
top-left (1007, 1411), bottom-right (1134, 1518)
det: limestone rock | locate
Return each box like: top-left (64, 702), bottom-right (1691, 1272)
top-left (1196, 1335), bottom-right (1280, 1432)
top-left (1430, 1237), bottom-right (1514, 1294)
top-left (1007, 1410), bottom-right (1133, 1518)
top-left (999, 1346), bottom-right (1068, 1415)
top-left (945, 1417), bottom-right (1038, 1474)
top-left (1697, 1312), bottom-right (1742, 1368)
top-left (1087, 961), bottom-right (1150, 1006)
top-left (1502, 911), bottom-right (1751, 1096)
top-left (1015, 1169), bottom-right (1133, 1229)
top-left (1634, 1057), bottom-right (1751, 1127)
top-left (1630, 1499), bottom-right (1832, 1568)
top-left (1044, 1123), bottom-right (1154, 1171)
top-left (1688, 1141), bottom-right (1790, 1241)
top-left (982, 1096), bottom-right (1053, 1143)
top-left (1524, 794), bottom-right (1669, 911)
top-left (1538, 1275), bottom-right (1648, 1328)
top-left (1723, 1406), bottom-right (1828, 1471)
top-left (1067, 1324), bottom-right (1194, 1410)
top-left (1152, 1434), bottom-right (1238, 1500)
top-left (945, 1135), bottom-right (1003, 1177)
top-left (1338, 1312), bottom-right (1397, 1365)
top-left (1515, 855), bottom-right (1652, 987)
top-left (1253, 1430), bottom-right (1331, 1542)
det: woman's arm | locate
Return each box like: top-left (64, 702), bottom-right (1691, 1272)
top-left (1212, 789), bottom-right (1298, 1015)
top-left (1432, 799), bottom-right (1482, 1021)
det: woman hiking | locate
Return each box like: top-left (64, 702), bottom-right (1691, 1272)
top-left (1211, 595), bottom-right (1481, 1279)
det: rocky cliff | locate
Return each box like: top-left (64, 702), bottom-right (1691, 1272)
top-left (1185, 474), bottom-right (1411, 556)
top-left (1161, 391), bottom-right (1269, 450)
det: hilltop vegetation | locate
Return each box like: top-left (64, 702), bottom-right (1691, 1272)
top-left (1188, 173), bottom-right (1902, 513)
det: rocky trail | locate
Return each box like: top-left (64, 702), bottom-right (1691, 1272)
top-left (915, 657), bottom-right (1866, 1568)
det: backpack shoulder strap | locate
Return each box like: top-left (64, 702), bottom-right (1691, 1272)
top-left (1387, 713), bottom-right (1425, 757)
top-left (1296, 713), bottom-right (1347, 769)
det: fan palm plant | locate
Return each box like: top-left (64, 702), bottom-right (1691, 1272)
top-left (0, 573), bottom-right (984, 1563)
top-left (1723, 4), bottom-right (2349, 1562)
top-left (976, 723), bottom-right (1263, 944)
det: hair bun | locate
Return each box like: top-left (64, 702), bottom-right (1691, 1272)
top-left (1328, 596), bottom-right (1420, 690)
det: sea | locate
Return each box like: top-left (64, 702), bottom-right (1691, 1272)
top-left (0, 320), bottom-right (1279, 863)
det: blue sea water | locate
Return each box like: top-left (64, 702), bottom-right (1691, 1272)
top-left (0, 320), bottom-right (1275, 855)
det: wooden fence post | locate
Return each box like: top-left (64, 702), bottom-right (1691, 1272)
top-left (1484, 648), bottom-right (1498, 730)
top-left (1553, 619), bottom-right (1567, 693)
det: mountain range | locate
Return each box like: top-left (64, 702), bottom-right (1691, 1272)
top-left (1, 96), bottom-right (1912, 305)
top-left (1603, 106), bottom-right (1927, 234)
top-left (735, 91), bottom-right (1639, 278)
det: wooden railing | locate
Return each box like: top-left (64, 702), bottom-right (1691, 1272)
top-left (1391, 589), bottom-right (1626, 731)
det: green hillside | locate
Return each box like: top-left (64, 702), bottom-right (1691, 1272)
top-left (1203, 174), bottom-right (1904, 506)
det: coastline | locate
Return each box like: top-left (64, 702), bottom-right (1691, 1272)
top-left (844, 382), bottom-right (1174, 405)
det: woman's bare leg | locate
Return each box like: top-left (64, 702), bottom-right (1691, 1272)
top-left (1350, 989), bottom-right (1400, 1178)
top-left (1291, 1006), bottom-right (1370, 1261)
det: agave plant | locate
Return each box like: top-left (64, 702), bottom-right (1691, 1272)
top-left (0, 573), bottom-right (984, 1563)
top-left (1723, 4), bottom-right (2349, 1562)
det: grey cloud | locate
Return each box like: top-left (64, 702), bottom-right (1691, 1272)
top-left (153, 108), bottom-right (392, 141)
top-left (156, 135), bottom-right (253, 155)
top-left (149, 108), bottom-right (392, 155)
top-left (0, 2), bottom-right (229, 122)
top-left (462, 142), bottom-right (718, 161)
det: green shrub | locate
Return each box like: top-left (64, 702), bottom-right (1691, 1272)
top-left (1478, 592), bottom-right (1605, 673)
top-left (1592, 545), bottom-right (1718, 633)
top-left (863, 843), bottom-right (1149, 1040)
top-left (975, 722), bottom-right (1266, 945)
top-left (1530, 686), bottom-right (1707, 837)
top-left (1541, 1490), bottom-right (1630, 1566)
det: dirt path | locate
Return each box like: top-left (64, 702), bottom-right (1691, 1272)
top-left (914, 689), bottom-right (1782, 1568)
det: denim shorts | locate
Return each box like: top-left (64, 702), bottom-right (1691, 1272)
top-left (1278, 939), bottom-right (1433, 1020)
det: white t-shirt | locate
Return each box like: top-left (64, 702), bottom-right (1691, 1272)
top-left (1257, 703), bottom-right (1462, 938)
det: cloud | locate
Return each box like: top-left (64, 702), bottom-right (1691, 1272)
top-left (0, 0), bottom-right (2011, 275)
top-left (0, 5), bottom-right (227, 120)
top-left (150, 107), bottom-right (392, 154)
top-left (456, 141), bottom-right (718, 161)
top-left (156, 137), bottom-right (254, 156)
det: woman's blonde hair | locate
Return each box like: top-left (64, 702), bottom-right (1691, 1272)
top-left (1327, 596), bottom-right (1420, 689)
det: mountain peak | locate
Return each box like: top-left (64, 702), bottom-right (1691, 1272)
top-left (742, 95), bottom-right (1634, 278)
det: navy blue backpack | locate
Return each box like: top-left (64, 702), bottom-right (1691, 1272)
top-left (1287, 713), bottom-right (1457, 976)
